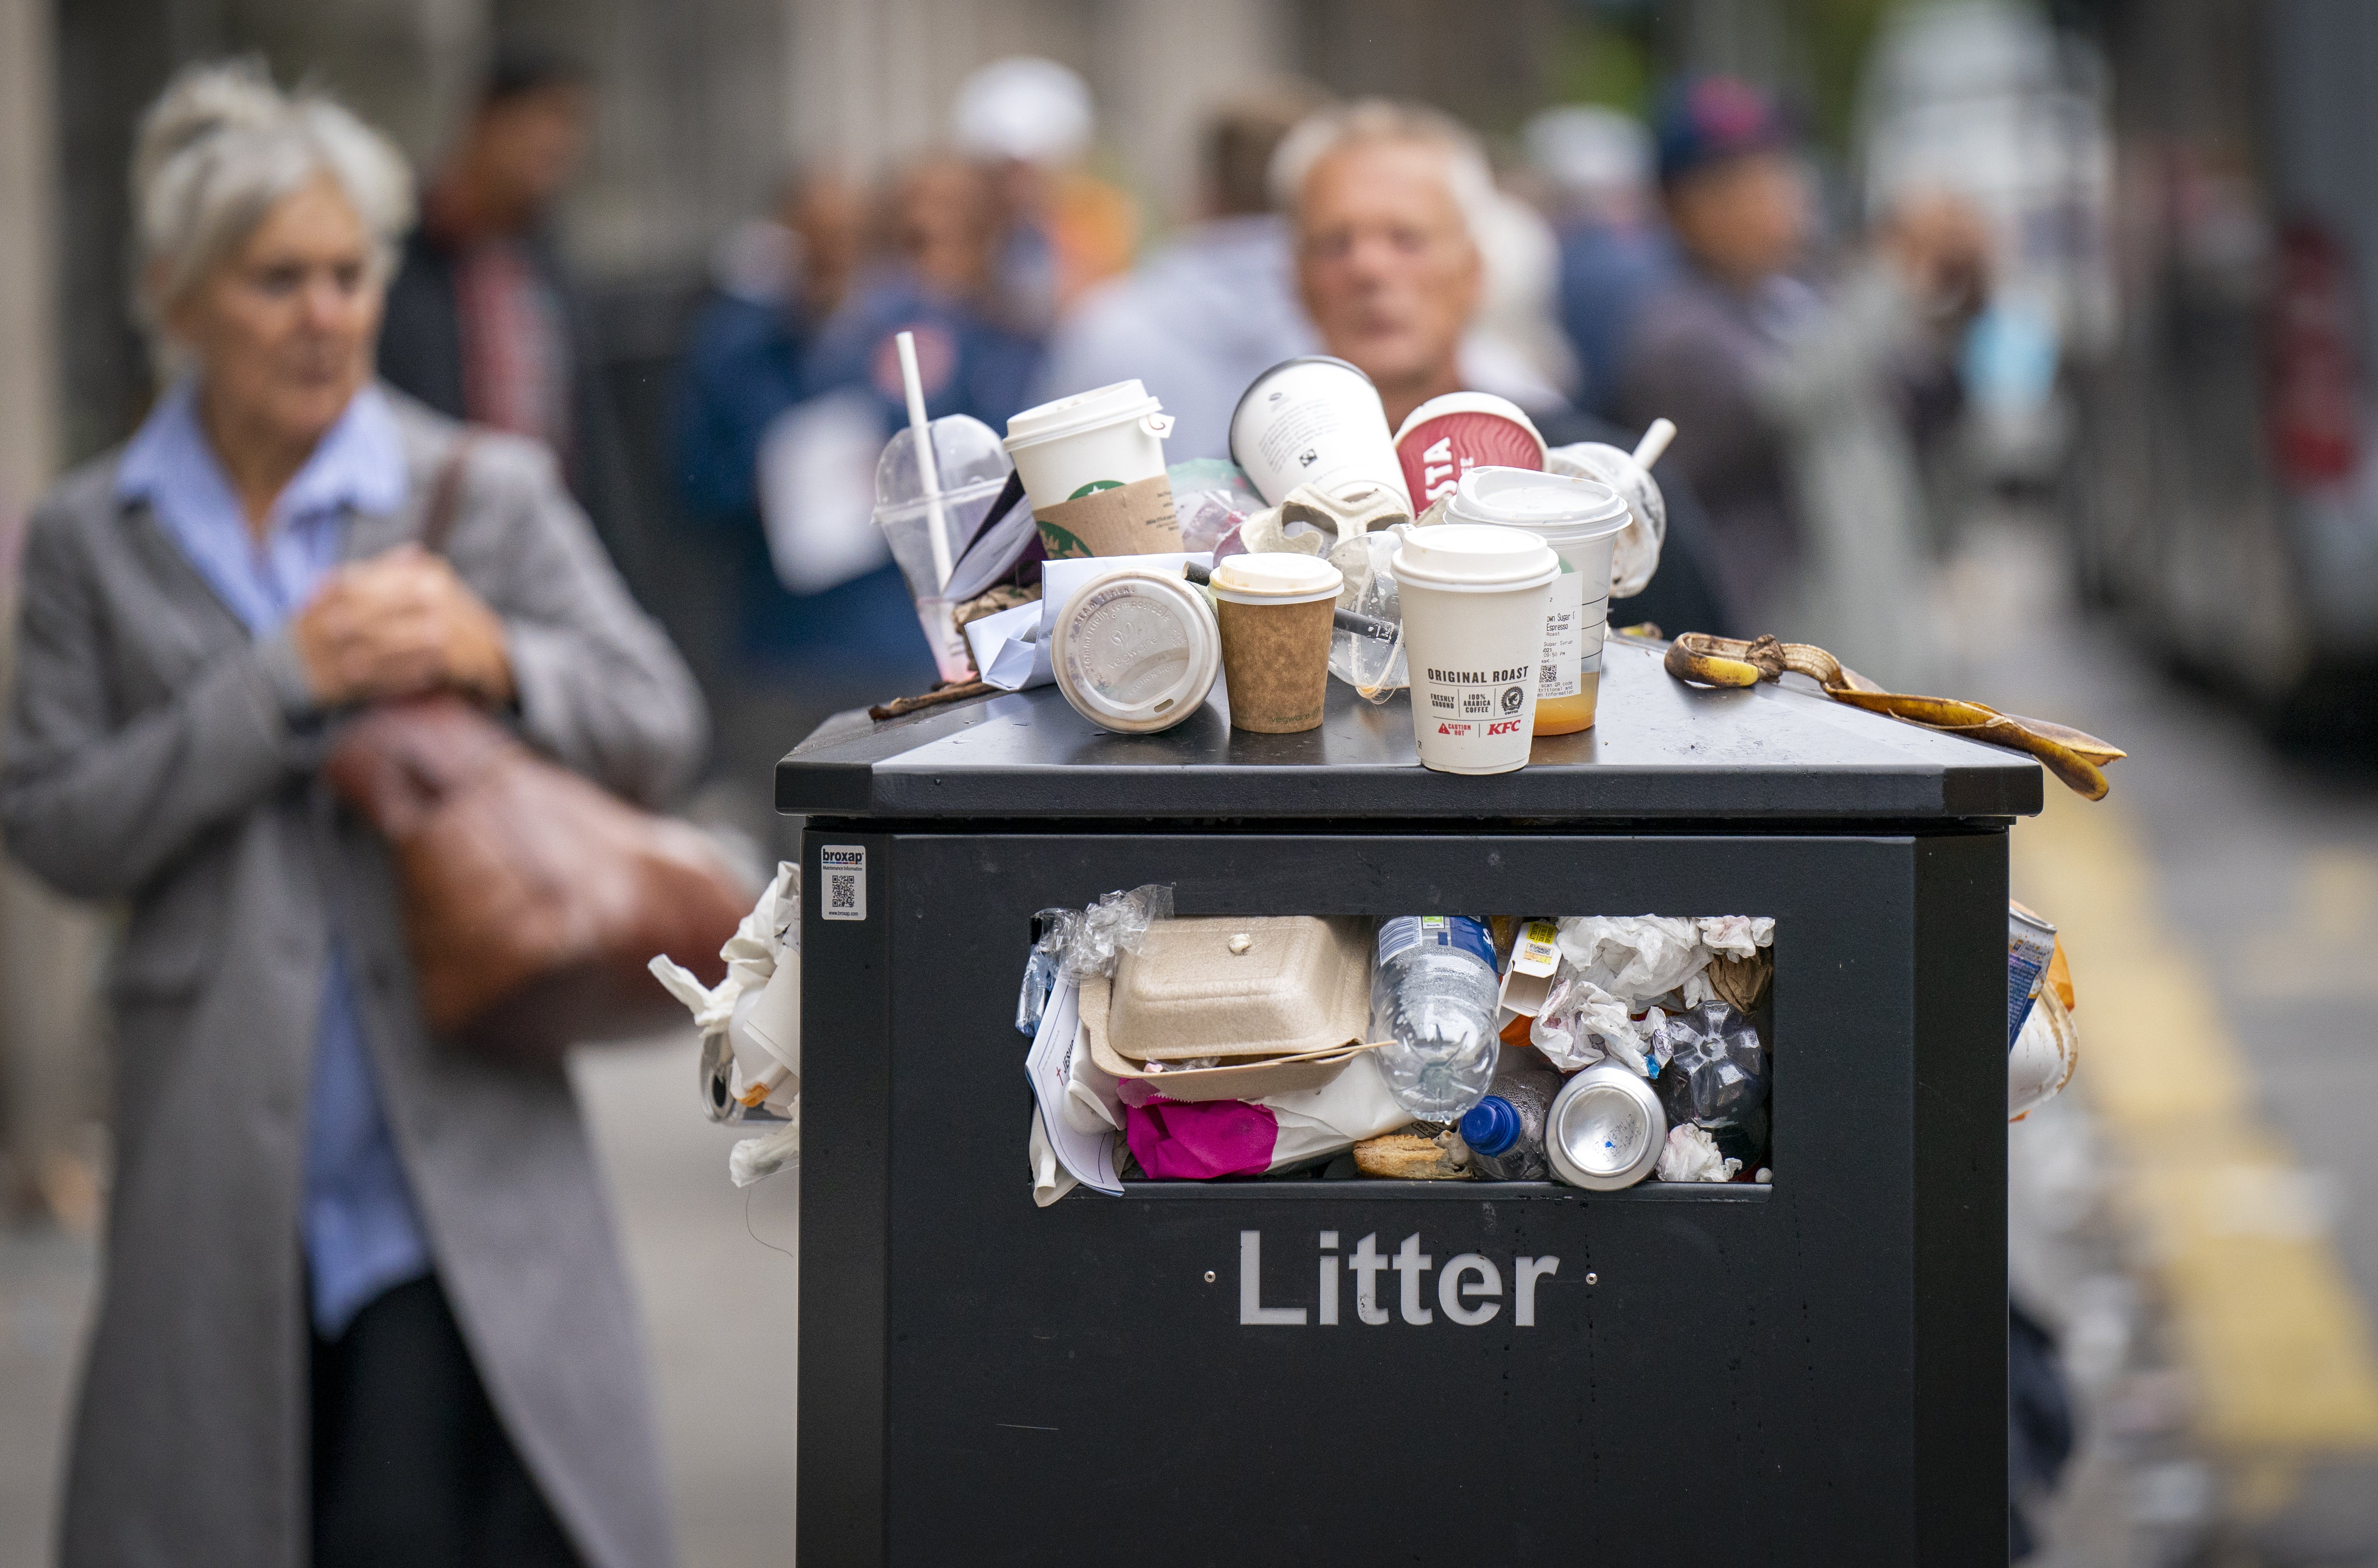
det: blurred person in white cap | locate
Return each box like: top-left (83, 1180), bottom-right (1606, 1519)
top-left (1276, 98), bottom-right (1735, 637)
top-left (1032, 82), bottom-right (1330, 460)
top-left (1525, 103), bottom-right (1677, 416)
top-left (952, 55), bottom-right (1137, 332)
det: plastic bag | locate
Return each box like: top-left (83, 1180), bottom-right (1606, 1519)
top-left (649, 861), bottom-right (804, 1185)
top-left (1546, 440), bottom-right (1665, 599)
top-left (1656, 1122), bottom-right (1741, 1183)
top-left (1651, 1000), bottom-right (1769, 1130)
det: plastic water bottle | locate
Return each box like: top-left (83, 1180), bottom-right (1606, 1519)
top-left (1458, 1047), bottom-right (1564, 1181)
top-left (1371, 916), bottom-right (1502, 1120)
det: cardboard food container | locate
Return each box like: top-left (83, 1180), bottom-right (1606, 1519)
top-left (1107, 915), bottom-right (1371, 1058)
top-left (1080, 973), bottom-right (1388, 1107)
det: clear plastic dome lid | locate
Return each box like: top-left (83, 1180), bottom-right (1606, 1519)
top-left (874, 415), bottom-right (1011, 518)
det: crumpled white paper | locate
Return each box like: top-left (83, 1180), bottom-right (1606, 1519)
top-left (1529, 973), bottom-right (1630, 1071)
top-left (1695, 916), bottom-right (1776, 961)
top-left (1656, 1122), bottom-right (1742, 1184)
top-left (650, 861), bottom-right (803, 1184)
top-left (1029, 1107), bottom-right (1079, 1208)
top-left (1555, 915), bottom-right (1709, 1003)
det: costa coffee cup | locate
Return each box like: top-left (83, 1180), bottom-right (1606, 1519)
top-left (1209, 553), bottom-right (1345, 733)
top-left (1394, 391), bottom-right (1548, 512)
top-left (1389, 523), bottom-right (1560, 775)
top-left (1229, 356), bottom-right (1412, 511)
top-left (1004, 381), bottom-right (1182, 558)
top-left (1442, 467), bottom-right (1631, 737)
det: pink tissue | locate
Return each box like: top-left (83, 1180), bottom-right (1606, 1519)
top-left (1124, 1098), bottom-right (1278, 1180)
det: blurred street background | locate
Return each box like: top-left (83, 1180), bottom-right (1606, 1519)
top-left (10, 0), bottom-right (2378, 1561)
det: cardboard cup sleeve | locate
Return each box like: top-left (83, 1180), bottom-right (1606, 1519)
top-left (1033, 473), bottom-right (1182, 559)
top-left (1216, 595), bottom-right (1335, 733)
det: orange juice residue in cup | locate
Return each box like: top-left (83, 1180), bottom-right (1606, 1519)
top-left (1531, 671), bottom-right (1601, 736)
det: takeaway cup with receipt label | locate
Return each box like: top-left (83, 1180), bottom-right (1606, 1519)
top-left (1229, 356), bottom-right (1412, 511)
top-left (1003, 380), bottom-right (1182, 558)
top-left (1390, 522), bottom-right (1560, 774)
top-left (1441, 467), bottom-right (1631, 737)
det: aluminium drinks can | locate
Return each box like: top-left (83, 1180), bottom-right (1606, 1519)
top-left (1545, 1062), bottom-right (1667, 1190)
top-left (2007, 901), bottom-right (2057, 1048)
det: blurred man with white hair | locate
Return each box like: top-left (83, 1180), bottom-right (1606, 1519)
top-left (1278, 98), bottom-right (1734, 636)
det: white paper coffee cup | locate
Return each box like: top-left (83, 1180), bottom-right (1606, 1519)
top-left (1229, 356), bottom-right (1412, 511)
top-left (1003, 380), bottom-right (1176, 511)
top-left (1390, 523), bottom-right (1560, 775)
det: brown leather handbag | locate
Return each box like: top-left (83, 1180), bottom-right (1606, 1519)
top-left (324, 443), bottom-right (747, 1066)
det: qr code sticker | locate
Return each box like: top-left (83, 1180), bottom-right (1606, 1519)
top-left (820, 845), bottom-right (866, 921)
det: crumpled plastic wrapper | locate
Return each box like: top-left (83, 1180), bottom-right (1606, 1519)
top-left (650, 861), bottom-right (803, 1186)
top-left (1546, 440), bottom-right (1666, 599)
top-left (1016, 884), bottom-right (1177, 1034)
top-left (1651, 1000), bottom-right (1770, 1129)
top-left (1170, 458), bottom-right (1265, 554)
top-left (1656, 1122), bottom-right (1742, 1184)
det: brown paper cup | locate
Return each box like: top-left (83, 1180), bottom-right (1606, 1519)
top-left (1215, 595), bottom-right (1334, 733)
top-left (1033, 473), bottom-right (1182, 559)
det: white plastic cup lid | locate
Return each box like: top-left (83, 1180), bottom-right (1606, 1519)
top-left (1445, 467), bottom-right (1629, 538)
top-left (1004, 380), bottom-right (1167, 451)
top-left (1209, 553), bottom-right (1344, 605)
top-left (1052, 569), bottom-right (1219, 732)
top-left (1391, 521), bottom-right (1560, 591)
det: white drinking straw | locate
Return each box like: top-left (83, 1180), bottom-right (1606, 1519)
top-left (895, 330), bottom-right (954, 590)
top-left (1631, 417), bottom-right (1676, 470)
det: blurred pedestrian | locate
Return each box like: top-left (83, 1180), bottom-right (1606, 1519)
top-left (1619, 76), bottom-right (1982, 682)
top-left (378, 50), bottom-right (642, 579)
top-left (1276, 98), bottom-right (1734, 637)
top-left (674, 168), bottom-right (882, 667)
top-left (3, 63), bottom-right (700, 1567)
top-left (1524, 104), bottom-right (1677, 416)
top-left (1033, 82), bottom-right (1328, 459)
top-left (953, 56), bottom-right (1138, 332)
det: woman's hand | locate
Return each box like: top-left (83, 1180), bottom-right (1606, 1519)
top-left (292, 546), bottom-right (517, 708)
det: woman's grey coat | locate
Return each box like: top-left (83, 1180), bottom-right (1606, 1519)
top-left (2, 391), bottom-right (702, 1568)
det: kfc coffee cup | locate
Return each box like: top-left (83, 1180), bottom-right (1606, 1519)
top-left (1229, 356), bottom-right (1412, 511)
top-left (1209, 553), bottom-right (1345, 733)
top-left (1443, 467), bottom-right (1631, 737)
top-left (1390, 523), bottom-right (1560, 775)
top-left (1004, 380), bottom-right (1182, 558)
top-left (1394, 391), bottom-right (1548, 512)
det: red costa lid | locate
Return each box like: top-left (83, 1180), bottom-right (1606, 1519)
top-left (1393, 392), bottom-right (1548, 510)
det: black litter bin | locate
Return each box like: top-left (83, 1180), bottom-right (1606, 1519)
top-left (779, 635), bottom-right (2039, 1565)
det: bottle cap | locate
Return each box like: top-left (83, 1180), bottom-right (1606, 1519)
top-left (1460, 1095), bottom-right (1522, 1157)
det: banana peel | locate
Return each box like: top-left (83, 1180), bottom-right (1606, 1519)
top-left (1662, 632), bottom-right (2124, 801)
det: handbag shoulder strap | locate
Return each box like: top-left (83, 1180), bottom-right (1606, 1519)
top-left (418, 434), bottom-right (477, 556)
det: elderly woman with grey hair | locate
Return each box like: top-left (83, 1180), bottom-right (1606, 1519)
top-left (2, 63), bottom-right (698, 1568)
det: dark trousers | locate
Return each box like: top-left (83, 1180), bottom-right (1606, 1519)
top-left (311, 1274), bottom-right (584, 1568)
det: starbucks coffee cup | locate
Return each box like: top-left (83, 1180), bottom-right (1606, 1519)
top-left (1390, 523), bottom-right (1560, 774)
top-left (1209, 553), bottom-right (1344, 733)
top-left (1394, 391), bottom-right (1548, 511)
top-left (1443, 467), bottom-right (1631, 737)
top-left (1004, 381), bottom-right (1182, 558)
top-left (1229, 356), bottom-right (1412, 511)
top-left (1051, 567), bottom-right (1219, 734)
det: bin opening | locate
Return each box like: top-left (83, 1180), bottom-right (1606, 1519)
top-left (1020, 907), bottom-right (1776, 1198)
